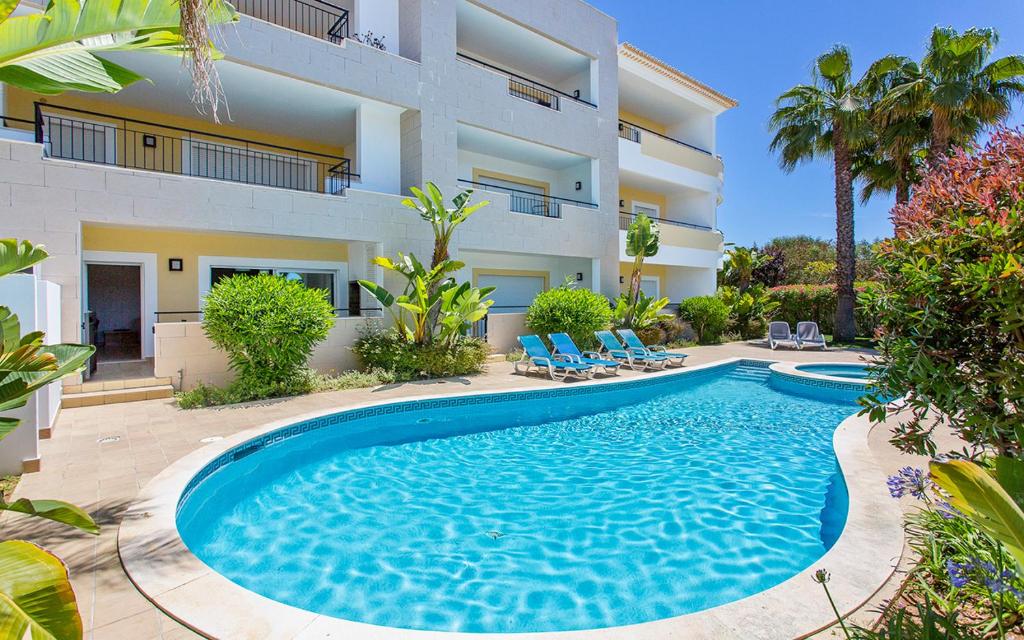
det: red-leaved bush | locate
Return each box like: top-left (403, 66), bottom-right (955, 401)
top-left (864, 129), bottom-right (1024, 456)
top-left (891, 128), bottom-right (1024, 236)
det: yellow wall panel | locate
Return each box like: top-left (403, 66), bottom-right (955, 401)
top-left (82, 225), bottom-right (348, 313)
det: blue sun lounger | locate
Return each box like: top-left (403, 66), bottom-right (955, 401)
top-left (515, 335), bottom-right (594, 381)
top-left (548, 333), bottom-right (621, 375)
top-left (616, 328), bottom-right (688, 366)
top-left (594, 330), bottom-right (670, 370)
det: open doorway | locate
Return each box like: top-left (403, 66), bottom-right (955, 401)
top-left (86, 264), bottom-right (142, 362)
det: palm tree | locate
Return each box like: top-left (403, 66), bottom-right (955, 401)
top-left (883, 27), bottom-right (1024, 163)
top-left (857, 55), bottom-right (930, 205)
top-left (769, 45), bottom-right (871, 342)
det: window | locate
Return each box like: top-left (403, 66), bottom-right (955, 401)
top-left (209, 267), bottom-right (336, 307)
top-left (633, 202), bottom-right (660, 219)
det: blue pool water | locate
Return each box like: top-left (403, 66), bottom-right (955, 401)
top-left (795, 363), bottom-right (872, 380)
top-left (177, 363), bottom-right (857, 633)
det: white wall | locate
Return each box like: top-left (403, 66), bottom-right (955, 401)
top-left (667, 112), bottom-right (716, 155)
top-left (0, 274), bottom-right (39, 474)
top-left (35, 280), bottom-right (62, 437)
top-left (666, 191), bottom-right (717, 229)
top-left (354, 0), bottom-right (400, 52)
top-left (356, 103), bottom-right (404, 195)
top-left (662, 266), bottom-right (717, 301)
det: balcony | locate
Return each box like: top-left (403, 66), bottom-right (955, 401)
top-left (457, 54), bottom-right (595, 112)
top-left (618, 119), bottom-right (722, 178)
top-left (459, 179), bottom-right (596, 219)
top-left (618, 210), bottom-right (716, 233)
top-left (34, 103), bottom-right (355, 195)
top-left (234, 0), bottom-right (350, 43)
top-left (617, 212), bottom-right (722, 270)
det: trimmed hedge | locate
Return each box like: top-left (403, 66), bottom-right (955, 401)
top-left (525, 286), bottom-right (612, 350)
top-left (768, 283), bottom-right (879, 337)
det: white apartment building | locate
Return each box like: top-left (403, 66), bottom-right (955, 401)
top-left (0, 0), bottom-right (734, 430)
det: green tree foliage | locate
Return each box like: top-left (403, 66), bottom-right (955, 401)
top-left (769, 283), bottom-right (879, 337)
top-left (879, 27), bottom-right (1024, 163)
top-left (862, 130), bottom-right (1023, 457)
top-left (678, 296), bottom-right (729, 344)
top-left (202, 273), bottom-right (335, 387)
top-left (525, 282), bottom-right (611, 350)
top-left (717, 285), bottom-right (778, 340)
top-left (0, 0), bottom-right (238, 117)
top-left (0, 239), bottom-right (98, 640)
top-left (352, 325), bottom-right (490, 381)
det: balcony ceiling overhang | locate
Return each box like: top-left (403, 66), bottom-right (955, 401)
top-left (619, 65), bottom-right (723, 126)
top-left (620, 166), bottom-right (714, 197)
top-left (81, 53), bottom-right (391, 145)
top-left (458, 123), bottom-right (588, 170)
top-left (457, 0), bottom-right (591, 83)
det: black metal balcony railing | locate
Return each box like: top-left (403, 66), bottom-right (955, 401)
top-left (35, 103), bottom-right (355, 195)
top-left (459, 179), bottom-right (597, 219)
top-left (234, 0), bottom-right (349, 43)
top-left (618, 119), bottom-right (713, 156)
top-left (619, 211), bottom-right (716, 233)
top-left (457, 54), bottom-right (597, 111)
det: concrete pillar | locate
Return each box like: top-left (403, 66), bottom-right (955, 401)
top-left (0, 274), bottom-right (40, 474)
top-left (355, 103), bottom-right (403, 195)
top-left (354, 0), bottom-right (399, 53)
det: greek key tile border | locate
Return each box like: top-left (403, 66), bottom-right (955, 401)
top-left (772, 370), bottom-right (867, 392)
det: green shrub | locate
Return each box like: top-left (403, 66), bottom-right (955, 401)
top-left (864, 129), bottom-right (1024, 456)
top-left (525, 285), bottom-right (611, 349)
top-left (768, 283), bottom-right (879, 337)
top-left (352, 325), bottom-right (490, 381)
top-left (678, 296), bottom-right (729, 344)
top-left (175, 368), bottom-right (395, 409)
top-left (202, 273), bottom-right (334, 387)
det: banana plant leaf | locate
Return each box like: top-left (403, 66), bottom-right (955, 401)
top-left (0, 498), bottom-right (99, 534)
top-left (0, 240), bottom-right (48, 279)
top-left (0, 0), bottom-right (238, 95)
top-left (0, 540), bottom-right (83, 640)
top-left (931, 459), bottom-right (1024, 573)
top-left (0, 342), bottom-right (95, 438)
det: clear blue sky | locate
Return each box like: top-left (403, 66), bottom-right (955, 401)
top-left (589, 0), bottom-right (1024, 246)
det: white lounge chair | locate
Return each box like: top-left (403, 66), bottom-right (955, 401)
top-left (768, 321), bottom-right (798, 350)
top-left (796, 321), bottom-right (828, 350)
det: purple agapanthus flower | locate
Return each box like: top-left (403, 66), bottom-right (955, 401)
top-left (947, 560), bottom-right (971, 588)
top-left (887, 466), bottom-right (929, 499)
top-left (935, 500), bottom-right (963, 520)
top-left (946, 559), bottom-right (1023, 597)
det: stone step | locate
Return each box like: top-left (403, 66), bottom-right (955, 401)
top-left (61, 385), bottom-right (174, 408)
top-left (63, 376), bottom-right (172, 394)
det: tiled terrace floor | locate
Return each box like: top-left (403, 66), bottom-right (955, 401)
top-left (2, 341), bottom-right (910, 639)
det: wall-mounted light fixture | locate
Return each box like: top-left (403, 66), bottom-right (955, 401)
top-left (573, 89), bottom-right (581, 99)
top-left (168, 258), bottom-right (183, 272)
top-left (619, 199), bottom-right (625, 208)
top-left (576, 272), bottom-right (584, 281)
top-left (575, 181), bottom-right (582, 191)
top-left (619, 276), bottom-right (624, 284)
top-left (143, 134), bottom-right (157, 148)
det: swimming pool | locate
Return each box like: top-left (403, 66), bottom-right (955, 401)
top-left (794, 362), bottom-right (872, 380)
top-left (175, 362), bottom-right (859, 634)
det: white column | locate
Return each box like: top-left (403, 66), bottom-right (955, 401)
top-left (355, 103), bottom-right (403, 196)
top-left (354, 0), bottom-right (400, 53)
top-left (590, 257), bottom-right (601, 292)
top-left (0, 274), bottom-right (40, 474)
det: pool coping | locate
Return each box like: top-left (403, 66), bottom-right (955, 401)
top-left (770, 361), bottom-right (873, 387)
top-left (118, 357), bottom-right (904, 640)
